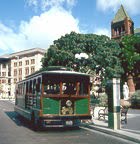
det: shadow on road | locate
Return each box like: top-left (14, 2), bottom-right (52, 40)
top-left (5, 111), bottom-right (36, 130)
top-left (5, 111), bottom-right (81, 132)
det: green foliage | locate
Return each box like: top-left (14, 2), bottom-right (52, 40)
top-left (131, 90), bottom-right (140, 109)
top-left (97, 93), bottom-right (108, 107)
top-left (90, 95), bottom-right (99, 105)
top-left (121, 35), bottom-right (140, 74)
top-left (90, 93), bottom-right (108, 107)
top-left (42, 32), bottom-right (123, 80)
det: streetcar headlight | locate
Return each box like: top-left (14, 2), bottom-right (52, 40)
top-left (66, 100), bottom-right (72, 107)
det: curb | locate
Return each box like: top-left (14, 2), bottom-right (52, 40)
top-left (82, 123), bottom-right (140, 144)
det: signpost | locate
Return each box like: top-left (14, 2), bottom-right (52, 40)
top-left (106, 77), bottom-right (121, 130)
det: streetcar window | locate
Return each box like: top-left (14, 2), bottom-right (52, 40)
top-left (42, 74), bottom-right (89, 96)
top-left (26, 81), bottom-right (29, 93)
top-left (22, 83), bottom-right (24, 95)
top-left (22, 84), bottom-right (23, 94)
top-left (18, 84), bottom-right (22, 95)
top-left (79, 81), bottom-right (88, 95)
top-left (36, 77), bottom-right (41, 93)
top-left (62, 81), bottom-right (88, 96)
top-left (33, 79), bottom-right (36, 94)
top-left (29, 80), bottom-right (32, 93)
top-left (44, 83), bottom-right (60, 94)
top-left (36, 83), bottom-right (40, 92)
top-left (63, 82), bottom-right (76, 95)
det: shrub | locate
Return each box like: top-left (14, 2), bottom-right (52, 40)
top-left (131, 90), bottom-right (140, 109)
top-left (97, 93), bottom-right (108, 107)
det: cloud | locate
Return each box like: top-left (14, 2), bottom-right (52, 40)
top-left (94, 28), bottom-right (111, 37)
top-left (122, 0), bottom-right (140, 15)
top-left (26, 0), bottom-right (77, 11)
top-left (96, 0), bottom-right (119, 12)
top-left (96, 0), bottom-right (140, 15)
top-left (0, 6), bottom-right (80, 53)
top-left (0, 23), bottom-right (31, 52)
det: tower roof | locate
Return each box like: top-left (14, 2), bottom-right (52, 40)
top-left (112, 5), bottom-right (132, 23)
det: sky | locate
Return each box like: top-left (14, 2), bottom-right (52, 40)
top-left (0, 0), bottom-right (140, 55)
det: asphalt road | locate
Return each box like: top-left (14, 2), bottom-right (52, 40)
top-left (0, 100), bottom-right (138, 144)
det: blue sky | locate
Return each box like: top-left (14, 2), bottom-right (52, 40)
top-left (0, 0), bottom-right (140, 55)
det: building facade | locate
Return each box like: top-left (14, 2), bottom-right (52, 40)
top-left (0, 58), bottom-right (11, 98)
top-left (0, 48), bottom-right (46, 99)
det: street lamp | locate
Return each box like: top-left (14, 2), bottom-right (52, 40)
top-left (75, 53), bottom-right (89, 72)
top-left (75, 53), bottom-right (89, 60)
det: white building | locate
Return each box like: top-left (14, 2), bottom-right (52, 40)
top-left (0, 57), bottom-right (10, 98)
top-left (0, 48), bottom-right (46, 99)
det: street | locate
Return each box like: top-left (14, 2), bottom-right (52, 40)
top-left (0, 100), bottom-right (137, 144)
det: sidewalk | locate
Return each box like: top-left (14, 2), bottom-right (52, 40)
top-left (0, 98), bottom-right (15, 104)
top-left (83, 109), bottom-right (140, 143)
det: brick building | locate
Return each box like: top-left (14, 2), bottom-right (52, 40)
top-left (111, 5), bottom-right (134, 39)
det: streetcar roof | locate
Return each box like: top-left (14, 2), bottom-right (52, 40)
top-left (16, 70), bottom-right (90, 84)
top-left (42, 70), bottom-right (90, 76)
top-left (27, 70), bottom-right (90, 78)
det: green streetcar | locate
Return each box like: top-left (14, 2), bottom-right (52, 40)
top-left (14, 68), bottom-right (91, 128)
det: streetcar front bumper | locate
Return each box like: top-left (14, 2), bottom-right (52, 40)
top-left (40, 115), bottom-right (91, 127)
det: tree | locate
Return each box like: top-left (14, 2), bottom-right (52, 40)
top-left (42, 32), bottom-right (123, 82)
top-left (121, 35), bottom-right (140, 95)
